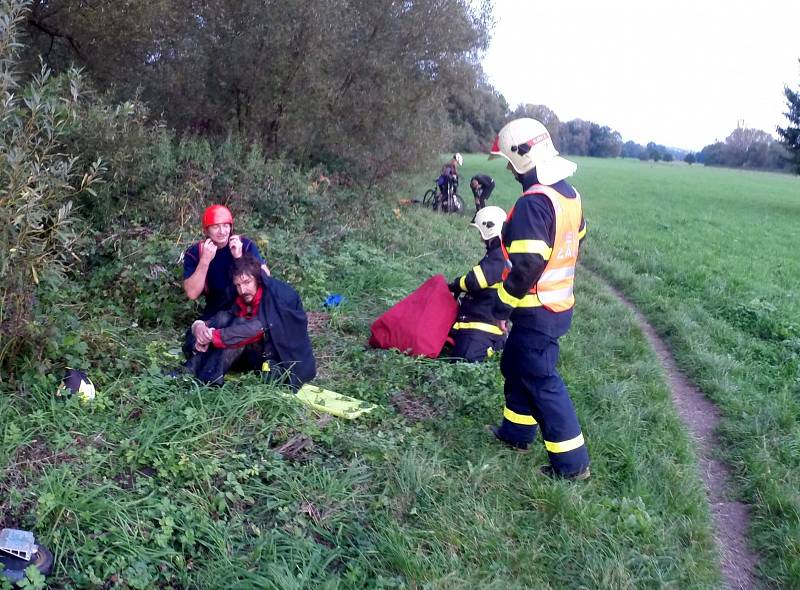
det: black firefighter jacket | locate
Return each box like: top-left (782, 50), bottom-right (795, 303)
top-left (203, 269), bottom-right (317, 388)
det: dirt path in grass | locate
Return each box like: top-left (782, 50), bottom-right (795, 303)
top-left (595, 276), bottom-right (758, 590)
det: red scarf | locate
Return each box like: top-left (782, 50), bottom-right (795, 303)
top-left (235, 286), bottom-right (263, 319)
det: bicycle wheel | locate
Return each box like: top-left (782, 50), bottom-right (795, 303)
top-left (422, 189), bottom-right (437, 207)
top-left (451, 194), bottom-right (465, 215)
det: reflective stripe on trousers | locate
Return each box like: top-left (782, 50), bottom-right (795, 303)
top-left (496, 326), bottom-right (589, 475)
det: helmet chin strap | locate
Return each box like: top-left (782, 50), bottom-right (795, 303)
top-left (518, 168), bottom-right (540, 189)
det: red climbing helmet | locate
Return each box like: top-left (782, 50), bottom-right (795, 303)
top-left (202, 205), bottom-right (234, 229)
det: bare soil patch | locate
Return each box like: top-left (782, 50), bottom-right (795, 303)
top-left (306, 311), bottom-right (330, 334)
top-left (595, 275), bottom-right (758, 589)
top-left (391, 391), bottom-right (443, 422)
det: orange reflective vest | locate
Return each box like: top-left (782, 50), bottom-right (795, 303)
top-left (501, 185), bottom-right (582, 313)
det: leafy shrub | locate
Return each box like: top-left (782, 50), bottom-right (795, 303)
top-left (63, 89), bottom-right (157, 225)
top-left (0, 0), bottom-right (103, 372)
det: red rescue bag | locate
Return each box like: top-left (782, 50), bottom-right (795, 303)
top-left (369, 275), bottom-right (458, 358)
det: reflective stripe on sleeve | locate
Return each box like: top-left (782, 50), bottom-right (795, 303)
top-left (473, 265), bottom-right (488, 289)
top-left (459, 275), bottom-right (467, 291)
top-left (516, 293), bottom-right (543, 307)
top-left (497, 284), bottom-right (521, 307)
top-left (507, 240), bottom-right (552, 260)
top-left (578, 225), bottom-right (587, 239)
top-left (452, 322), bottom-right (503, 335)
top-left (504, 406), bottom-right (537, 426)
top-left (544, 433), bottom-right (585, 454)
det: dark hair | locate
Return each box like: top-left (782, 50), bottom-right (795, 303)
top-left (231, 254), bottom-right (262, 283)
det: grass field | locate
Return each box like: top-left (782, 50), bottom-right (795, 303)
top-left (459, 154), bottom-right (800, 587)
top-left (2, 155), bottom-right (797, 588)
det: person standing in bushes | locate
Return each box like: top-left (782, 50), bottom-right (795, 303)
top-left (184, 254), bottom-right (315, 388)
top-left (485, 117), bottom-right (591, 481)
top-left (469, 174), bottom-right (495, 212)
top-left (446, 206), bottom-right (508, 362)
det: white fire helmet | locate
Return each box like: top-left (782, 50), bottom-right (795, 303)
top-left (471, 206), bottom-right (507, 241)
top-left (489, 118), bottom-right (577, 184)
top-left (454, 153), bottom-right (463, 166)
top-left (58, 368), bottom-right (96, 403)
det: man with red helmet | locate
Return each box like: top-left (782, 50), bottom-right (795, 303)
top-left (183, 205), bottom-right (268, 321)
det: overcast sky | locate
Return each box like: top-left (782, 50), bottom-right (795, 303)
top-left (481, 0), bottom-right (800, 151)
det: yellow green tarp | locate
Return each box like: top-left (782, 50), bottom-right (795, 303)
top-left (289, 384), bottom-right (376, 419)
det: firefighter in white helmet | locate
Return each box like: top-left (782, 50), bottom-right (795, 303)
top-left (486, 118), bottom-right (590, 480)
top-left (446, 206), bottom-right (508, 362)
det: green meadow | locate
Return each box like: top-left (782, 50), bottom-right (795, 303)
top-left (2, 155), bottom-right (798, 588)
top-left (463, 154), bottom-right (800, 587)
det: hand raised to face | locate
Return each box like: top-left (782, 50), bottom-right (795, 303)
top-left (229, 235), bottom-right (243, 259)
top-left (200, 239), bottom-right (218, 264)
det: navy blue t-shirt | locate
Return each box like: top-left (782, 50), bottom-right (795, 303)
top-left (183, 237), bottom-right (264, 319)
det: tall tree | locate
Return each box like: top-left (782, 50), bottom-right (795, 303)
top-left (777, 61), bottom-right (800, 174)
top-left (723, 123), bottom-right (773, 167)
top-left (21, 0), bottom-right (493, 179)
top-left (447, 74), bottom-right (508, 153)
top-left (511, 104), bottom-right (561, 147)
top-left (559, 119), bottom-right (592, 156)
top-left (621, 140), bottom-right (645, 159)
top-left (588, 125), bottom-right (622, 158)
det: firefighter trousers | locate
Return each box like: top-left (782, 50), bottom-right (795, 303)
top-left (450, 326), bottom-right (505, 362)
top-left (496, 325), bottom-right (590, 476)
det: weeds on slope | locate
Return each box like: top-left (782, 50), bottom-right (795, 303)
top-left (0, 167), bottom-right (721, 588)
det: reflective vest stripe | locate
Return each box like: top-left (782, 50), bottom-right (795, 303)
top-left (544, 432), bottom-right (585, 454)
top-left (540, 267), bottom-right (575, 282)
top-left (473, 265), bottom-right (488, 289)
top-left (501, 185), bottom-right (581, 313)
top-left (537, 285), bottom-right (574, 304)
top-left (452, 322), bottom-right (503, 335)
top-left (504, 406), bottom-right (537, 426)
top-left (459, 275), bottom-right (467, 291)
top-left (507, 239), bottom-right (552, 259)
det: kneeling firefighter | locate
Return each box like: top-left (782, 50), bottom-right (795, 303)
top-left (447, 206), bottom-right (508, 362)
top-left (486, 117), bottom-right (590, 481)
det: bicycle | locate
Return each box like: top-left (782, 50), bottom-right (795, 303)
top-left (422, 179), bottom-right (465, 215)
top-left (435, 178), bottom-right (465, 215)
top-left (421, 183), bottom-right (439, 207)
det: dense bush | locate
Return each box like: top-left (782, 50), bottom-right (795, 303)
top-left (0, 1), bottom-right (102, 370)
top-left (0, 1), bottom-right (396, 381)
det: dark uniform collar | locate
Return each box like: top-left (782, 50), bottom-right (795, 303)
top-left (518, 169), bottom-right (575, 197)
top-left (485, 237), bottom-right (502, 251)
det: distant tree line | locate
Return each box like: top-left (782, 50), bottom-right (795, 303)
top-left (692, 125), bottom-right (792, 171)
top-left (504, 104), bottom-right (624, 158)
top-left (15, 1), bottom-right (800, 176)
top-left (498, 104), bottom-right (688, 163)
top-left (498, 101), bottom-right (800, 174)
